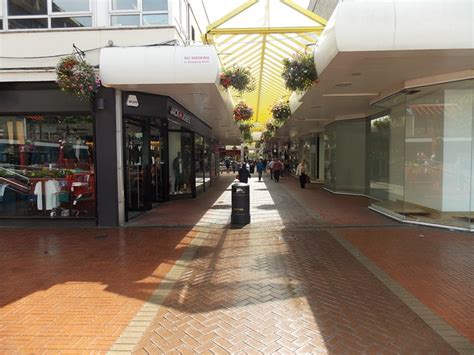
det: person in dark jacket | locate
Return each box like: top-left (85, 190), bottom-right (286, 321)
top-left (256, 159), bottom-right (264, 181)
top-left (273, 159), bottom-right (283, 182)
top-left (238, 164), bottom-right (251, 183)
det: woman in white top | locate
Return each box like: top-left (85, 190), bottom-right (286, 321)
top-left (296, 159), bottom-right (308, 188)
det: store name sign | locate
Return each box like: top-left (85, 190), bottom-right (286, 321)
top-left (126, 95), bottom-right (139, 107)
top-left (169, 106), bottom-right (191, 124)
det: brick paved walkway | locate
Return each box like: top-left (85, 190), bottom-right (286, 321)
top-left (0, 173), bottom-right (473, 353)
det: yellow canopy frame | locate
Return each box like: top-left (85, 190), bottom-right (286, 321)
top-left (203, 0), bottom-right (326, 131)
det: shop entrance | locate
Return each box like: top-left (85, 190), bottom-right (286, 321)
top-left (124, 118), bottom-right (165, 221)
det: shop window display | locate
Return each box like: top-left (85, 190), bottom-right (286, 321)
top-left (204, 138), bottom-right (211, 187)
top-left (195, 134), bottom-right (204, 191)
top-left (0, 115), bottom-right (95, 218)
top-left (169, 131), bottom-right (192, 195)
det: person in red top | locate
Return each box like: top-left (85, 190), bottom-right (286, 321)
top-left (273, 159), bottom-right (283, 182)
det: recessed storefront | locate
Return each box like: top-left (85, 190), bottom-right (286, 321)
top-left (121, 91), bottom-right (215, 221)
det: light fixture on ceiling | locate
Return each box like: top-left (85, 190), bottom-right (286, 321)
top-left (189, 92), bottom-right (204, 96)
top-left (203, 107), bottom-right (214, 110)
top-left (335, 82), bottom-right (352, 88)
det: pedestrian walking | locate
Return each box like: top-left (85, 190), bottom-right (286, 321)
top-left (296, 159), bottom-right (308, 188)
top-left (273, 159), bottom-right (283, 182)
top-left (225, 158), bottom-right (230, 173)
top-left (268, 159), bottom-right (274, 180)
top-left (232, 160), bottom-right (237, 173)
top-left (238, 164), bottom-right (251, 183)
top-left (256, 159), bottom-right (264, 181)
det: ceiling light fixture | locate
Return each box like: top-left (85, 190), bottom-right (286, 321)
top-left (335, 82), bottom-right (352, 88)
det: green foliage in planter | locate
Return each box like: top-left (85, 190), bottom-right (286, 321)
top-left (220, 65), bottom-right (255, 93)
top-left (271, 99), bottom-right (291, 123)
top-left (233, 101), bottom-right (254, 122)
top-left (281, 52), bottom-right (317, 92)
top-left (56, 56), bottom-right (100, 101)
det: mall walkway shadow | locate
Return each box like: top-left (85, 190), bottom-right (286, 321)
top-left (0, 175), bottom-right (236, 309)
top-left (131, 174), bottom-right (455, 353)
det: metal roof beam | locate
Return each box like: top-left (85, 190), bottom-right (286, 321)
top-left (209, 27), bottom-right (325, 36)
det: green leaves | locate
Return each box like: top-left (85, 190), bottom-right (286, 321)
top-left (271, 99), bottom-right (291, 123)
top-left (281, 52), bottom-right (317, 92)
top-left (56, 56), bottom-right (100, 101)
top-left (233, 102), bottom-right (254, 122)
top-left (220, 65), bottom-right (255, 93)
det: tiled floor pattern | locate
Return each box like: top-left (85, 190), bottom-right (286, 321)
top-left (129, 177), bottom-right (471, 354)
top-left (132, 227), bottom-right (456, 354)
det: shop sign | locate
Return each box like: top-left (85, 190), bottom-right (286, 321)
top-left (169, 105), bottom-right (191, 125)
top-left (126, 95), bottom-right (139, 107)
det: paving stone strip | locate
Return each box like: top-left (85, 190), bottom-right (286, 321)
top-left (108, 231), bottom-right (209, 354)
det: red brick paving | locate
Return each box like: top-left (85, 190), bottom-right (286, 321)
top-left (134, 227), bottom-right (455, 353)
top-left (343, 227), bottom-right (474, 343)
top-left (0, 228), bottom-right (195, 353)
top-left (0, 172), bottom-right (473, 353)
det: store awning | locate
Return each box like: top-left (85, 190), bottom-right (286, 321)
top-left (99, 45), bottom-right (240, 144)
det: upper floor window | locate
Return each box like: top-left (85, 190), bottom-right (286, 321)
top-left (110, 0), bottom-right (168, 27)
top-left (6, 0), bottom-right (92, 30)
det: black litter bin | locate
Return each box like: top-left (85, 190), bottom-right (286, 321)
top-left (231, 182), bottom-right (250, 224)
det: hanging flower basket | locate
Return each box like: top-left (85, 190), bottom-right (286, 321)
top-left (238, 122), bottom-right (254, 143)
top-left (56, 55), bottom-right (100, 101)
top-left (233, 102), bottom-right (254, 122)
top-left (238, 121), bottom-right (254, 134)
top-left (271, 99), bottom-right (291, 123)
top-left (242, 131), bottom-right (253, 143)
top-left (261, 131), bottom-right (274, 142)
top-left (220, 65), bottom-right (255, 93)
top-left (265, 121), bottom-right (277, 133)
top-left (281, 52), bottom-right (317, 92)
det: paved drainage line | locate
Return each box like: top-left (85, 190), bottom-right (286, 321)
top-left (124, 223), bottom-right (409, 230)
top-left (107, 230), bottom-right (208, 354)
top-left (330, 230), bottom-right (474, 354)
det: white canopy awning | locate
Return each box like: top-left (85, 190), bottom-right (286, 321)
top-left (100, 45), bottom-right (240, 143)
top-left (283, 0), bottom-right (474, 138)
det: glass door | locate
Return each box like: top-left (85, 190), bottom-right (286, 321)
top-left (125, 120), bottom-right (146, 217)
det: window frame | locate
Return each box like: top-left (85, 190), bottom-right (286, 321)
top-left (2, 0), bottom-right (94, 31)
top-left (109, 0), bottom-right (169, 28)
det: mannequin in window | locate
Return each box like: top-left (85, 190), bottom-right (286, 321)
top-left (173, 152), bottom-right (184, 194)
top-left (182, 144), bottom-right (191, 191)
